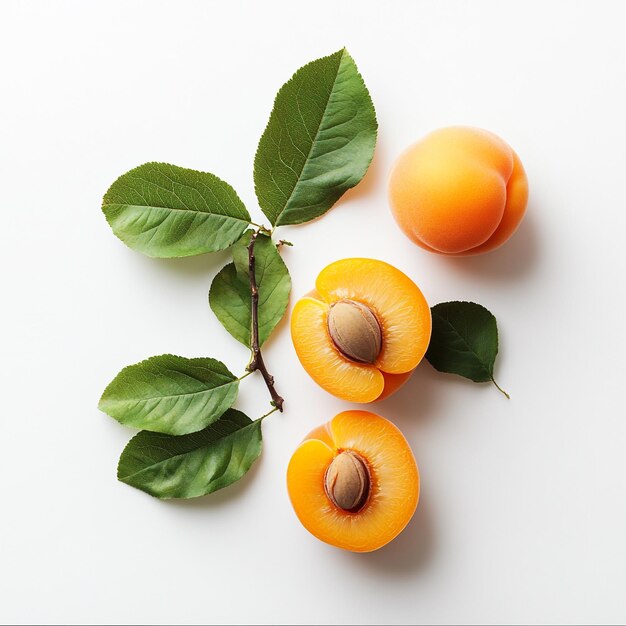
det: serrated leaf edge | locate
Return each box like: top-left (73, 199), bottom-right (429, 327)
top-left (116, 416), bottom-right (263, 498)
top-left (430, 301), bottom-right (497, 381)
top-left (428, 301), bottom-right (509, 397)
top-left (98, 354), bottom-right (237, 413)
top-left (102, 161), bottom-right (251, 222)
top-left (254, 48), bottom-right (378, 226)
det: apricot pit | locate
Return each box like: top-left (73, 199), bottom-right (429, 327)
top-left (324, 450), bottom-right (370, 512)
top-left (327, 300), bottom-right (382, 364)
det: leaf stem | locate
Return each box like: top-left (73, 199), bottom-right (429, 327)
top-left (491, 377), bottom-right (510, 399)
top-left (257, 406), bottom-right (280, 421)
top-left (246, 230), bottom-right (284, 411)
top-left (238, 370), bottom-right (253, 381)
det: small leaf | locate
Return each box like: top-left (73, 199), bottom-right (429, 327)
top-left (98, 355), bottom-right (240, 435)
top-left (254, 48), bottom-right (377, 226)
top-left (102, 162), bottom-right (251, 257)
top-left (426, 301), bottom-right (509, 398)
top-left (209, 231), bottom-right (291, 346)
top-left (117, 409), bottom-right (262, 499)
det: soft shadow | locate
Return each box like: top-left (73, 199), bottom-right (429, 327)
top-left (440, 207), bottom-right (541, 283)
top-left (145, 248), bottom-right (233, 279)
top-left (375, 363), bottom-right (444, 436)
top-left (277, 142), bottom-right (386, 234)
top-left (339, 366), bottom-right (440, 574)
top-left (165, 451), bottom-right (265, 510)
top-left (336, 141), bottom-right (385, 206)
top-left (377, 358), bottom-right (508, 429)
top-left (347, 493), bottom-right (436, 575)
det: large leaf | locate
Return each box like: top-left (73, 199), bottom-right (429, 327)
top-left (426, 301), bottom-right (509, 397)
top-left (117, 409), bottom-right (262, 499)
top-left (98, 355), bottom-right (240, 435)
top-left (209, 231), bottom-right (291, 346)
top-left (102, 162), bottom-right (250, 257)
top-left (254, 48), bottom-right (377, 226)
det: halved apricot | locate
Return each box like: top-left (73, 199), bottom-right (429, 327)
top-left (290, 258), bottom-right (431, 402)
top-left (287, 410), bottom-right (420, 552)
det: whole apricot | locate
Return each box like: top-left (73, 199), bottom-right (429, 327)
top-left (389, 126), bottom-right (529, 255)
top-left (290, 258), bottom-right (431, 402)
top-left (287, 410), bottom-right (419, 552)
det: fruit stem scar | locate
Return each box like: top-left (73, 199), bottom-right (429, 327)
top-left (246, 229), bottom-right (284, 411)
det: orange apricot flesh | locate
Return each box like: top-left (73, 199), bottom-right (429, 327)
top-left (389, 126), bottom-right (529, 255)
top-left (290, 258), bottom-right (431, 402)
top-left (287, 410), bottom-right (419, 552)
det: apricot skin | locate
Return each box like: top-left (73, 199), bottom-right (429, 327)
top-left (389, 126), bottom-right (528, 255)
top-left (290, 258), bottom-right (431, 403)
top-left (287, 410), bottom-right (419, 552)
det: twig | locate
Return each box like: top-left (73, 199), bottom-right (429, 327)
top-left (246, 230), bottom-right (284, 411)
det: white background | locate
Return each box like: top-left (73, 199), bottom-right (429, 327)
top-left (1, 1), bottom-right (625, 624)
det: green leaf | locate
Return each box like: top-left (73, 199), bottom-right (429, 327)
top-left (98, 355), bottom-right (240, 435)
top-left (209, 231), bottom-right (291, 346)
top-left (254, 48), bottom-right (377, 226)
top-left (117, 409), bottom-right (262, 499)
top-left (426, 301), bottom-right (509, 398)
top-left (102, 162), bottom-right (251, 257)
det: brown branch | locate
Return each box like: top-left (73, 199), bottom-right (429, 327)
top-left (246, 230), bottom-right (284, 411)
